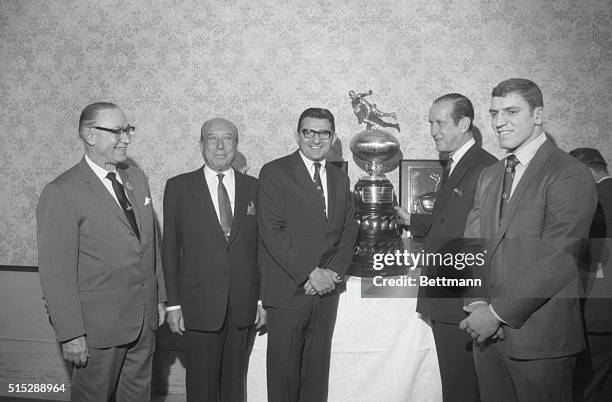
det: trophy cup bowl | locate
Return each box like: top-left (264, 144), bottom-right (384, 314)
top-left (348, 128), bottom-right (406, 277)
top-left (350, 129), bottom-right (401, 170)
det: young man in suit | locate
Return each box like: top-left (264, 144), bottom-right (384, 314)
top-left (37, 102), bottom-right (167, 401)
top-left (569, 148), bottom-right (612, 402)
top-left (396, 93), bottom-right (496, 401)
top-left (162, 118), bottom-right (265, 402)
top-left (459, 79), bottom-right (597, 401)
top-left (258, 107), bottom-right (359, 402)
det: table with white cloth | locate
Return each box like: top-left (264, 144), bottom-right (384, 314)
top-left (246, 275), bottom-right (442, 402)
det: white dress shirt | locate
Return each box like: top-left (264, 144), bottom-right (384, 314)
top-left (448, 138), bottom-right (476, 176)
top-left (299, 151), bottom-right (328, 216)
top-left (84, 154), bottom-right (124, 207)
top-left (203, 165), bottom-right (236, 218)
top-left (505, 132), bottom-right (547, 198)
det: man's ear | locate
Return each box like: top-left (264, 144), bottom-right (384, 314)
top-left (459, 117), bottom-right (471, 133)
top-left (533, 107), bottom-right (544, 125)
top-left (82, 129), bottom-right (95, 146)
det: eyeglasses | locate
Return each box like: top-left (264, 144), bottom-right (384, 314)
top-left (90, 125), bottom-right (135, 140)
top-left (300, 128), bottom-right (333, 140)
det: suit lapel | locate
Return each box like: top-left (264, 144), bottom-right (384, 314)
top-left (491, 140), bottom-right (553, 254)
top-left (118, 168), bottom-right (143, 237)
top-left (191, 167), bottom-right (227, 241)
top-left (78, 159), bottom-right (133, 232)
top-left (288, 151), bottom-right (328, 222)
top-left (228, 169), bottom-right (247, 245)
top-left (432, 145), bottom-right (478, 220)
top-left (325, 162), bottom-right (338, 225)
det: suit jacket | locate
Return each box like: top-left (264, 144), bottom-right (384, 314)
top-left (162, 167), bottom-right (259, 331)
top-left (257, 151), bottom-right (359, 307)
top-left (37, 158), bottom-right (166, 349)
top-left (416, 144), bottom-right (497, 323)
top-left (464, 139), bottom-right (597, 359)
top-left (581, 176), bottom-right (612, 332)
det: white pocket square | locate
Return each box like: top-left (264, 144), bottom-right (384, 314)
top-left (247, 201), bottom-right (256, 215)
top-left (144, 197), bottom-right (151, 206)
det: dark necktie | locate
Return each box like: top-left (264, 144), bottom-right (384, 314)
top-left (441, 156), bottom-right (453, 187)
top-left (217, 173), bottom-right (233, 241)
top-left (106, 172), bottom-right (140, 240)
top-left (313, 162), bottom-right (326, 216)
top-left (499, 154), bottom-right (520, 220)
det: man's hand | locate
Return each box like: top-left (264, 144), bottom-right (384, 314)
top-left (459, 303), bottom-right (501, 343)
top-left (158, 303), bottom-right (166, 326)
top-left (166, 308), bottom-right (185, 335)
top-left (394, 206), bottom-right (410, 225)
top-left (255, 304), bottom-right (267, 329)
top-left (304, 279), bottom-right (317, 296)
top-left (308, 267), bottom-right (340, 295)
top-left (61, 335), bottom-right (88, 368)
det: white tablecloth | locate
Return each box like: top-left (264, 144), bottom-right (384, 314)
top-left (246, 276), bottom-right (442, 402)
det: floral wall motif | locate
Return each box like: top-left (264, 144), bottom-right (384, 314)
top-left (1, 0), bottom-right (610, 265)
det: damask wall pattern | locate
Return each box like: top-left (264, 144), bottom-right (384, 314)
top-left (1, 0), bottom-right (610, 265)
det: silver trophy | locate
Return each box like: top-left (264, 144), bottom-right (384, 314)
top-left (348, 90), bottom-right (405, 277)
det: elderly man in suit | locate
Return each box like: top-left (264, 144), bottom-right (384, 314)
top-left (569, 148), bottom-right (612, 402)
top-left (396, 93), bottom-right (496, 401)
top-left (258, 107), bottom-right (359, 402)
top-left (37, 102), bottom-right (166, 401)
top-left (459, 79), bottom-right (597, 402)
top-left (162, 117), bottom-right (264, 402)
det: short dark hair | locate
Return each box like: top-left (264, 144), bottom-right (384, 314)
top-left (569, 147), bottom-right (608, 173)
top-left (297, 108), bottom-right (335, 133)
top-left (433, 93), bottom-right (474, 130)
top-left (78, 102), bottom-right (119, 138)
top-left (492, 78), bottom-right (543, 112)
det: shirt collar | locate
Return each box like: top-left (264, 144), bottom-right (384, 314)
top-left (298, 150), bottom-right (326, 173)
top-left (507, 132), bottom-right (546, 166)
top-left (449, 138), bottom-right (475, 165)
top-left (597, 176), bottom-right (612, 184)
top-left (85, 154), bottom-right (119, 182)
top-left (204, 165), bottom-right (234, 182)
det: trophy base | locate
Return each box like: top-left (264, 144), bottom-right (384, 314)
top-left (348, 175), bottom-right (406, 278)
top-left (349, 236), bottom-right (407, 277)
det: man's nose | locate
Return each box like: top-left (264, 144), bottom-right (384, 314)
top-left (118, 132), bottom-right (131, 144)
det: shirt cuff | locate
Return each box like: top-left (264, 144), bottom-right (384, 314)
top-left (165, 305), bottom-right (181, 312)
top-left (488, 304), bottom-right (508, 325)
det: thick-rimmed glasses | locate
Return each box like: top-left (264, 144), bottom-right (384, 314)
top-left (300, 128), bottom-right (333, 140)
top-left (90, 125), bottom-right (135, 140)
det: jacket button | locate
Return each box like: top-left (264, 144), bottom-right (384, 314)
top-left (439, 218), bottom-right (445, 223)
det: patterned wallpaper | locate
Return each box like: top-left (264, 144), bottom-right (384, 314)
top-left (1, 0), bottom-right (610, 265)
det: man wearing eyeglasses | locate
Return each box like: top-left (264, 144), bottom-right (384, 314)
top-left (258, 107), bottom-right (359, 402)
top-left (37, 102), bottom-right (167, 401)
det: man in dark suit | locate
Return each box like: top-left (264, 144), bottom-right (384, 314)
top-left (37, 102), bottom-right (167, 401)
top-left (162, 118), bottom-right (264, 402)
top-left (396, 93), bottom-right (496, 401)
top-left (569, 148), bottom-right (612, 402)
top-left (258, 107), bottom-right (359, 402)
top-left (459, 79), bottom-right (597, 402)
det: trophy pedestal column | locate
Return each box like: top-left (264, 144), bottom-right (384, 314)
top-left (348, 175), bottom-right (406, 277)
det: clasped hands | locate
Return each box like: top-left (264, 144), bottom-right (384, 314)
top-left (304, 267), bottom-right (342, 296)
top-left (459, 303), bottom-right (504, 343)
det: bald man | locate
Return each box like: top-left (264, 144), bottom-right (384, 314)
top-left (37, 102), bottom-right (167, 401)
top-left (162, 118), bottom-right (265, 401)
